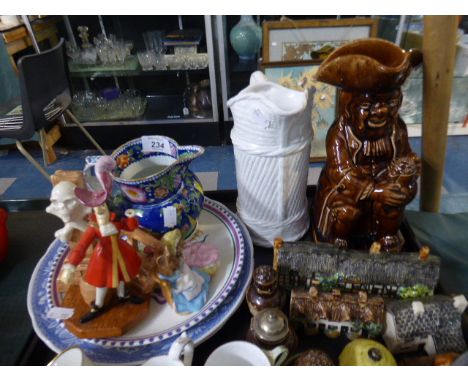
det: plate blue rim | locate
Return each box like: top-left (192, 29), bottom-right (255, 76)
top-left (49, 198), bottom-right (245, 347)
top-left (27, 197), bottom-right (254, 365)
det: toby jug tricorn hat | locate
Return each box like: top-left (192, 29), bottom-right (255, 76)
top-left (315, 38), bottom-right (422, 93)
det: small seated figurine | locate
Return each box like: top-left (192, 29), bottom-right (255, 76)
top-left (46, 181), bottom-right (91, 242)
top-left (157, 230), bottom-right (210, 314)
top-left (58, 156), bottom-right (144, 324)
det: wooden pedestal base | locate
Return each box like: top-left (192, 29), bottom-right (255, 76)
top-left (61, 285), bottom-right (150, 339)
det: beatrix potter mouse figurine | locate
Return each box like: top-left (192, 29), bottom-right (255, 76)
top-left (157, 229), bottom-right (210, 314)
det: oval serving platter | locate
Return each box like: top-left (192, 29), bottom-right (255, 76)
top-left (28, 197), bottom-right (254, 365)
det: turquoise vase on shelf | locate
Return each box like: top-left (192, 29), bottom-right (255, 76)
top-left (229, 16), bottom-right (262, 61)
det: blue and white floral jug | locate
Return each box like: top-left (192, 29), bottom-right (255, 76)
top-left (90, 136), bottom-right (204, 238)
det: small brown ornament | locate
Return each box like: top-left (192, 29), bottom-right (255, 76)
top-left (293, 349), bottom-right (334, 366)
top-left (246, 265), bottom-right (285, 316)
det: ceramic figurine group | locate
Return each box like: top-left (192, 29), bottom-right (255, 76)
top-left (48, 154), bottom-right (214, 339)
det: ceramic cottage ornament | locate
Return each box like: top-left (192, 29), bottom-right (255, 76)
top-left (227, 71), bottom-right (314, 247)
top-left (274, 240), bottom-right (440, 297)
top-left (383, 295), bottom-right (468, 355)
top-left (290, 287), bottom-right (385, 339)
top-left (313, 38), bottom-right (422, 251)
top-left (46, 181), bottom-right (91, 242)
top-left (58, 156), bottom-right (145, 325)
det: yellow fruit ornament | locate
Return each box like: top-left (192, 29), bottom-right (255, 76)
top-left (339, 339), bottom-right (397, 366)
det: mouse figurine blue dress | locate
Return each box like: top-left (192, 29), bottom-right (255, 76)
top-left (157, 230), bottom-right (210, 314)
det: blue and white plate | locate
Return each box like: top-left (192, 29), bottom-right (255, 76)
top-left (27, 197), bottom-right (254, 365)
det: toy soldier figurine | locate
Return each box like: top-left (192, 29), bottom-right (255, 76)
top-left (58, 156), bottom-right (143, 323)
top-left (313, 38), bottom-right (422, 252)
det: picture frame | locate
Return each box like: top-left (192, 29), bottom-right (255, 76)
top-left (261, 60), bottom-right (338, 162)
top-left (262, 18), bottom-right (378, 63)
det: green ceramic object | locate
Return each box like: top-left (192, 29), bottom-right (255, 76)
top-left (229, 16), bottom-right (262, 61)
top-left (339, 339), bottom-right (397, 366)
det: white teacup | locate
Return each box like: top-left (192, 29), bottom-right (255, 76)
top-left (204, 341), bottom-right (288, 366)
top-left (142, 355), bottom-right (186, 366)
top-left (48, 347), bottom-right (94, 366)
top-left (142, 332), bottom-right (194, 366)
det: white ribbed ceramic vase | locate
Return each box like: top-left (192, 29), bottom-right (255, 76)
top-left (227, 71), bottom-right (314, 247)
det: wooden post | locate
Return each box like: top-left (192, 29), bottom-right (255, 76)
top-left (420, 16), bottom-right (458, 212)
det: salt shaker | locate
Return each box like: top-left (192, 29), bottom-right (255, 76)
top-left (246, 308), bottom-right (298, 354)
top-left (246, 265), bottom-right (284, 316)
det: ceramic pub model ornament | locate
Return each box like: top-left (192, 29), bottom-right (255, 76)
top-left (339, 339), bottom-right (397, 366)
top-left (383, 295), bottom-right (468, 355)
top-left (246, 265), bottom-right (285, 316)
top-left (290, 287), bottom-right (385, 339)
top-left (274, 240), bottom-right (440, 298)
top-left (58, 156), bottom-right (149, 338)
top-left (313, 38), bottom-right (423, 252)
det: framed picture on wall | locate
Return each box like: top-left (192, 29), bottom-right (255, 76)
top-left (261, 60), bottom-right (338, 161)
top-left (262, 18), bottom-right (378, 63)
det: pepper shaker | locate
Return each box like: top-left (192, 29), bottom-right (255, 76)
top-left (246, 265), bottom-right (284, 316)
top-left (246, 307), bottom-right (298, 354)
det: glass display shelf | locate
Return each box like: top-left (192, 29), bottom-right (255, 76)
top-left (60, 15), bottom-right (219, 133)
top-left (69, 63), bottom-right (209, 79)
top-left (65, 94), bottom-right (214, 127)
top-left (68, 54), bottom-right (210, 78)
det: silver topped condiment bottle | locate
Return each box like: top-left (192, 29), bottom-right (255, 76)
top-left (246, 308), bottom-right (298, 354)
